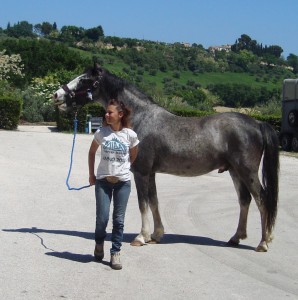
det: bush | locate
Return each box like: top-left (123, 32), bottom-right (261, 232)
top-left (207, 83), bottom-right (280, 108)
top-left (21, 88), bottom-right (56, 122)
top-left (250, 113), bottom-right (281, 133)
top-left (253, 97), bottom-right (281, 116)
top-left (173, 71), bottom-right (180, 79)
top-left (0, 96), bottom-right (22, 129)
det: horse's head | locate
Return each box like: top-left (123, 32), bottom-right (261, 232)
top-left (53, 63), bottom-right (124, 113)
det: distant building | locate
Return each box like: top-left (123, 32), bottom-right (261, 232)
top-left (181, 42), bottom-right (191, 48)
top-left (208, 44), bottom-right (232, 54)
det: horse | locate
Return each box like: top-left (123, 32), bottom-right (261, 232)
top-left (53, 64), bottom-right (279, 252)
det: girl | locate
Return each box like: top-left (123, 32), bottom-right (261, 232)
top-left (88, 99), bottom-right (139, 270)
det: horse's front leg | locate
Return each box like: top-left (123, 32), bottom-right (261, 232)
top-left (130, 172), bottom-right (151, 246)
top-left (148, 173), bottom-right (164, 243)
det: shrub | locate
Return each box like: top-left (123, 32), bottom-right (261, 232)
top-left (249, 113), bottom-right (281, 133)
top-left (173, 71), bottom-right (180, 79)
top-left (21, 87), bottom-right (56, 122)
top-left (207, 83), bottom-right (280, 108)
top-left (0, 96), bottom-right (22, 129)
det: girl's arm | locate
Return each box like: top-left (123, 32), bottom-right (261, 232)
top-left (129, 145), bottom-right (139, 165)
top-left (88, 140), bottom-right (99, 185)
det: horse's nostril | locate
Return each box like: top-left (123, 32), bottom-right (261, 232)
top-left (54, 93), bottom-right (58, 99)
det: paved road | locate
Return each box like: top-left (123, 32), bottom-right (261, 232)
top-left (0, 126), bottom-right (297, 299)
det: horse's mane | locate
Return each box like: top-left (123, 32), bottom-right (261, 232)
top-left (100, 68), bottom-right (157, 105)
top-left (101, 69), bottom-right (125, 99)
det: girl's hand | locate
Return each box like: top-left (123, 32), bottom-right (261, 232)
top-left (89, 174), bottom-right (96, 185)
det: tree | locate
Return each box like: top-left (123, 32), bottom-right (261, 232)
top-left (34, 22), bottom-right (53, 36)
top-left (232, 34), bottom-right (283, 58)
top-left (6, 21), bottom-right (35, 38)
top-left (236, 50), bottom-right (258, 71)
top-left (0, 39), bottom-right (90, 86)
top-left (85, 26), bottom-right (104, 41)
top-left (173, 88), bottom-right (207, 108)
top-left (287, 53), bottom-right (298, 73)
top-left (33, 23), bottom-right (42, 35)
top-left (0, 50), bottom-right (24, 80)
top-left (265, 45), bottom-right (283, 58)
top-left (232, 34), bottom-right (255, 52)
top-left (60, 25), bottom-right (84, 42)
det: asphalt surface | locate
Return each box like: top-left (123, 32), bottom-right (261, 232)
top-left (0, 125), bottom-right (297, 299)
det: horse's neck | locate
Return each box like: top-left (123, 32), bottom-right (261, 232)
top-left (96, 84), bottom-right (172, 128)
top-left (121, 88), bottom-right (166, 117)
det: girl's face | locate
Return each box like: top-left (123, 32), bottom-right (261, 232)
top-left (105, 105), bottom-right (123, 128)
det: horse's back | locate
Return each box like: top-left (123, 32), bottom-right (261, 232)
top-left (164, 112), bottom-right (264, 155)
top-left (134, 112), bottom-right (266, 176)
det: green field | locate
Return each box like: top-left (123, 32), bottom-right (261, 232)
top-left (139, 70), bottom-right (282, 91)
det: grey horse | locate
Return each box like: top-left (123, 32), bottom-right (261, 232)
top-left (54, 64), bottom-right (279, 252)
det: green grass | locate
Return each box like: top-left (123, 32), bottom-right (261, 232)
top-left (192, 72), bottom-right (281, 89)
top-left (139, 70), bottom-right (282, 91)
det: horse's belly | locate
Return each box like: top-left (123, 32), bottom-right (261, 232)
top-left (157, 161), bottom-right (215, 177)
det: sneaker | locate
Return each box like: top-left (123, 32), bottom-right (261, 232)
top-left (110, 252), bottom-right (122, 270)
top-left (94, 243), bottom-right (104, 261)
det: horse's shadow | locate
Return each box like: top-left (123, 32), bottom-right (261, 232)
top-left (2, 227), bottom-right (254, 264)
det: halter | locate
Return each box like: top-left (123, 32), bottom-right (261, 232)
top-left (61, 78), bottom-right (101, 107)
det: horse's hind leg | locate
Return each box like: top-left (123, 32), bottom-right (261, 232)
top-left (228, 170), bottom-right (252, 246)
top-left (231, 170), bottom-right (270, 252)
top-left (243, 174), bottom-right (270, 252)
top-left (148, 173), bottom-right (164, 243)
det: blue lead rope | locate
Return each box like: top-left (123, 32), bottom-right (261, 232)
top-left (66, 115), bottom-right (91, 191)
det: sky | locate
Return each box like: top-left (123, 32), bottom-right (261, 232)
top-left (0, 0), bottom-right (297, 58)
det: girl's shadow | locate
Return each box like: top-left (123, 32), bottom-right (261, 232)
top-left (2, 227), bottom-right (254, 264)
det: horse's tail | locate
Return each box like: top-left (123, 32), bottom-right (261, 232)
top-left (260, 122), bottom-right (279, 238)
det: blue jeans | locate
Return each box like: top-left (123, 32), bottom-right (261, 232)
top-left (95, 179), bottom-right (131, 254)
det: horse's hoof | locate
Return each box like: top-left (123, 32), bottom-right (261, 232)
top-left (147, 239), bottom-right (159, 244)
top-left (255, 243), bottom-right (268, 252)
top-left (130, 240), bottom-right (145, 247)
top-left (227, 238), bottom-right (239, 247)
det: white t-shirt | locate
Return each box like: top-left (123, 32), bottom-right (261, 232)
top-left (94, 126), bottom-right (139, 181)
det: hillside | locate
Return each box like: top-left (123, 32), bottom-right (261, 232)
top-left (1, 21), bottom-right (298, 118)
top-left (74, 49), bottom-right (284, 91)
top-left (69, 45), bottom-right (291, 111)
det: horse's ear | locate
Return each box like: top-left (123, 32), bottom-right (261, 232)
top-left (92, 62), bottom-right (103, 76)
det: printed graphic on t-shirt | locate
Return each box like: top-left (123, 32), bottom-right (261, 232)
top-left (102, 137), bottom-right (128, 164)
top-left (103, 137), bottom-right (127, 152)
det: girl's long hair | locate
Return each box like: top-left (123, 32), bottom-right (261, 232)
top-left (108, 99), bottom-right (132, 128)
